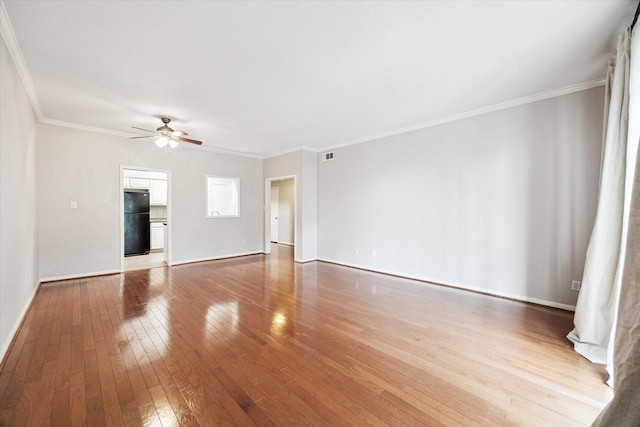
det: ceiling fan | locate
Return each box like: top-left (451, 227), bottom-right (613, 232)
top-left (131, 117), bottom-right (203, 147)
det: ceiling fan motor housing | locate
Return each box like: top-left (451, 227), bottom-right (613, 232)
top-left (157, 118), bottom-right (174, 135)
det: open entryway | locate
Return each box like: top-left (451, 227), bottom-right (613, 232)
top-left (265, 176), bottom-right (296, 254)
top-left (120, 167), bottom-right (171, 272)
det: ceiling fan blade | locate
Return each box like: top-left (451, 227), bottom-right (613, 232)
top-left (130, 135), bottom-right (153, 139)
top-left (171, 130), bottom-right (187, 137)
top-left (131, 126), bottom-right (156, 133)
top-left (176, 136), bottom-right (203, 145)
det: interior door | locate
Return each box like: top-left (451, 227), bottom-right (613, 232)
top-left (270, 186), bottom-right (279, 242)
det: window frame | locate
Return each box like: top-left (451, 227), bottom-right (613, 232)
top-left (205, 175), bottom-right (240, 218)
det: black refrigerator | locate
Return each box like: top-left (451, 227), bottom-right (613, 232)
top-left (124, 190), bottom-right (150, 256)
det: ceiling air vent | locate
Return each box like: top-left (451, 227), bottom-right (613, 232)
top-left (322, 151), bottom-right (335, 161)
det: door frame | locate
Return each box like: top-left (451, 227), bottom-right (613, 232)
top-left (264, 175), bottom-right (296, 255)
top-left (270, 186), bottom-right (280, 243)
top-left (120, 165), bottom-right (173, 272)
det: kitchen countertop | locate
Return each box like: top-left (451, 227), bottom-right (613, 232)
top-left (150, 218), bottom-right (167, 223)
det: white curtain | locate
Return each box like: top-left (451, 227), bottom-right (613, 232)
top-left (593, 150), bottom-right (640, 427)
top-left (591, 24), bottom-right (640, 425)
top-left (568, 28), bottom-right (631, 368)
top-left (569, 24), bottom-right (640, 425)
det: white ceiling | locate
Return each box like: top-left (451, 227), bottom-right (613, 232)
top-left (1, 1), bottom-right (635, 157)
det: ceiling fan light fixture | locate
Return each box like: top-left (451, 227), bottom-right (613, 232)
top-left (155, 136), bottom-right (168, 147)
top-left (168, 139), bottom-right (178, 149)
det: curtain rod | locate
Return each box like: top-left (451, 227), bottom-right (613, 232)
top-left (631, 0), bottom-right (640, 30)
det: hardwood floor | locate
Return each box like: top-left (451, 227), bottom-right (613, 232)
top-left (0, 244), bottom-right (611, 426)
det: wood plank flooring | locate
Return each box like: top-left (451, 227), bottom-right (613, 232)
top-left (0, 244), bottom-right (612, 426)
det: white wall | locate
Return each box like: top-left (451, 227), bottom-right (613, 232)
top-left (272, 178), bottom-right (295, 244)
top-left (264, 149), bottom-right (318, 262)
top-left (318, 88), bottom-right (604, 308)
top-left (0, 35), bottom-right (39, 360)
top-left (38, 124), bottom-right (263, 279)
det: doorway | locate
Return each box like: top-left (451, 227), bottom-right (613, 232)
top-left (265, 176), bottom-right (296, 254)
top-left (120, 167), bottom-right (171, 272)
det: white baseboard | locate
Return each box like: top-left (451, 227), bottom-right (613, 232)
top-left (317, 258), bottom-right (576, 311)
top-left (294, 258), bottom-right (318, 264)
top-left (40, 269), bottom-right (121, 284)
top-left (0, 282), bottom-right (40, 365)
top-left (173, 251), bottom-right (264, 266)
top-left (278, 242), bottom-right (294, 247)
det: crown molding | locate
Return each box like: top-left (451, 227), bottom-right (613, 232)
top-left (40, 117), bottom-right (263, 159)
top-left (0, 1), bottom-right (43, 120)
top-left (40, 118), bottom-right (135, 138)
top-left (323, 79), bottom-right (606, 152)
top-left (179, 140), bottom-right (263, 159)
top-left (263, 145), bottom-right (320, 159)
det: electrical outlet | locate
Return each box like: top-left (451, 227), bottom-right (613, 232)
top-left (354, 249), bottom-right (359, 255)
top-left (371, 249), bottom-right (377, 257)
top-left (70, 201), bottom-right (78, 209)
top-left (571, 280), bottom-right (581, 291)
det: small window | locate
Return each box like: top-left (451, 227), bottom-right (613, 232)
top-left (206, 176), bottom-right (239, 218)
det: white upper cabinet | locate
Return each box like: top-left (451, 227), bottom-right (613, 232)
top-left (149, 180), bottom-right (167, 206)
top-left (123, 169), bottom-right (167, 205)
top-left (129, 178), bottom-right (149, 189)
